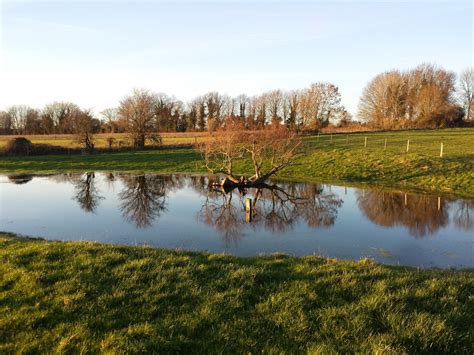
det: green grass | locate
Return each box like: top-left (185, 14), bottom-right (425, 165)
top-left (1, 233), bottom-right (472, 353)
top-left (1, 128), bottom-right (473, 197)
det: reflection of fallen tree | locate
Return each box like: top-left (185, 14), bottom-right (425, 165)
top-left (198, 181), bottom-right (343, 243)
top-left (119, 175), bottom-right (167, 228)
top-left (73, 172), bottom-right (103, 213)
top-left (356, 190), bottom-right (449, 238)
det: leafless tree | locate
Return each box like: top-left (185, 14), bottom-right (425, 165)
top-left (266, 89), bottom-right (283, 125)
top-left (201, 125), bottom-right (301, 188)
top-left (300, 83), bottom-right (344, 129)
top-left (100, 108), bottom-right (119, 133)
top-left (71, 109), bottom-right (96, 152)
top-left (41, 102), bottom-right (81, 134)
top-left (6, 105), bottom-right (30, 134)
top-left (359, 64), bottom-right (463, 128)
top-left (118, 88), bottom-right (158, 149)
top-left (458, 68), bottom-right (474, 121)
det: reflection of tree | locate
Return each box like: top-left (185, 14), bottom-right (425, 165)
top-left (73, 172), bottom-right (103, 213)
top-left (119, 175), bottom-right (167, 228)
top-left (7, 174), bottom-right (33, 184)
top-left (198, 181), bottom-right (343, 243)
top-left (452, 200), bottom-right (474, 231)
top-left (357, 190), bottom-right (449, 238)
top-left (200, 190), bottom-right (242, 244)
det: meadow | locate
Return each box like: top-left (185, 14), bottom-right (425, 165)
top-left (1, 128), bottom-right (473, 197)
top-left (1, 129), bottom-right (473, 353)
top-left (1, 233), bottom-right (473, 353)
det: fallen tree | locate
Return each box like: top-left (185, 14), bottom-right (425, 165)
top-left (200, 126), bottom-right (301, 188)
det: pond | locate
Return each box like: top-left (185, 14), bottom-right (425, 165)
top-left (1, 173), bottom-right (473, 268)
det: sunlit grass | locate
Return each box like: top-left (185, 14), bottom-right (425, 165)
top-left (1, 233), bottom-right (472, 353)
top-left (0, 133), bottom-right (208, 148)
top-left (1, 128), bottom-right (473, 196)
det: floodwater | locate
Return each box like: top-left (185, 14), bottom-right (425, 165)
top-left (0, 173), bottom-right (472, 268)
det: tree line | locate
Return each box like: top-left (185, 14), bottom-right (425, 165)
top-left (0, 64), bottom-right (472, 144)
top-left (359, 64), bottom-right (473, 128)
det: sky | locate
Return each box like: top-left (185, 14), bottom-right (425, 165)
top-left (0, 0), bottom-right (472, 117)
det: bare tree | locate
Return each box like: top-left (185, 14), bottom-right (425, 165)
top-left (71, 109), bottom-right (96, 152)
top-left (41, 102), bottom-right (81, 134)
top-left (286, 89), bottom-right (301, 128)
top-left (359, 64), bottom-right (463, 128)
top-left (201, 125), bottom-right (301, 188)
top-left (459, 68), bottom-right (474, 121)
top-left (266, 90), bottom-right (283, 125)
top-left (119, 89), bottom-right (158, 149)
top-left (6, 105), bottom-right (30, 134)
top-left (300, 83), bottom-right (343, 129)
top-left (100, 108), bottom-right (119, 133)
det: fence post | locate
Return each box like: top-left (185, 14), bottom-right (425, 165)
top-left (246, 198), bottom-right (253, 223)
top-left (406, 139), bottom-right (410, 153)
top-left (384, 138), bottom-right (387, 151)
top-left (364, 136), bottom-right (367, 148)
top-left (438, 196), bottom-right (441, 211)
top-left (440, 142), bottom-right (444, 157)
top-left (404, 193), bottom-right (407, 206)
top-left (330, 134), bottom-right (333, 144)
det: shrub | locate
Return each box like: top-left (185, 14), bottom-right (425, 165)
top-left (3, 137), bottom-right (34, 156)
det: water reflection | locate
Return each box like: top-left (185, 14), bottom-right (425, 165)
top-left (198, 182), bottom-right (343, 243)
top-left (7, 174), bottom-right (34, 185)
top-left (119, 174), bottom-right (167, 228)
top-left (72, 172), bottom-right (104, 213)
top-left (452, 200), bottom-right (474, 231)
top-left (2, 172), bottom-right (473, 267)
top-left (356, 190), bottom-right (449, 238)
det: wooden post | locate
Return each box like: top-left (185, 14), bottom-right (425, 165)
top-left (437, 197), bottom-right (441, 211)
top-left (364, 136), bottom-right (367, 148)
top-left (384, 138), bottom-right (387, 151)
top-left (344, 186), bottom-right (347, 195)
top-left (404, 193), bottom-right (407, 206)
top-left (440, 142), bottom-right (444, 158)
top-left (330, 134), bottom-right (333, 144)
top-left (406, 139), bottom-right (410, 153)
top-left (246, 198), bottom-right (253, 223)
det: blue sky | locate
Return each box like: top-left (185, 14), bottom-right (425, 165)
top-left (0, 0), bottom-right (472, 116)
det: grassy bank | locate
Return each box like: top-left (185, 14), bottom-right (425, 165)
top-left (1, 128), bottom-right (473, 197)
top-left (0, 233), bottom-right (472, 353)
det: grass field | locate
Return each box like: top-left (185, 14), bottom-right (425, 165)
top-left (1, 128), bottom-right (473, 196)
top-left (1, 233), bottom-right (472, 353)
top-left (0, 132), bottom-right (209, 148)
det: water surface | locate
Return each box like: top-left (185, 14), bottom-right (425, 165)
top-left (1, 173), bottom-right (472, 268)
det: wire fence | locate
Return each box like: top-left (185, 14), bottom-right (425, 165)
top-left (303, 131), bottom-right (474, 158)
